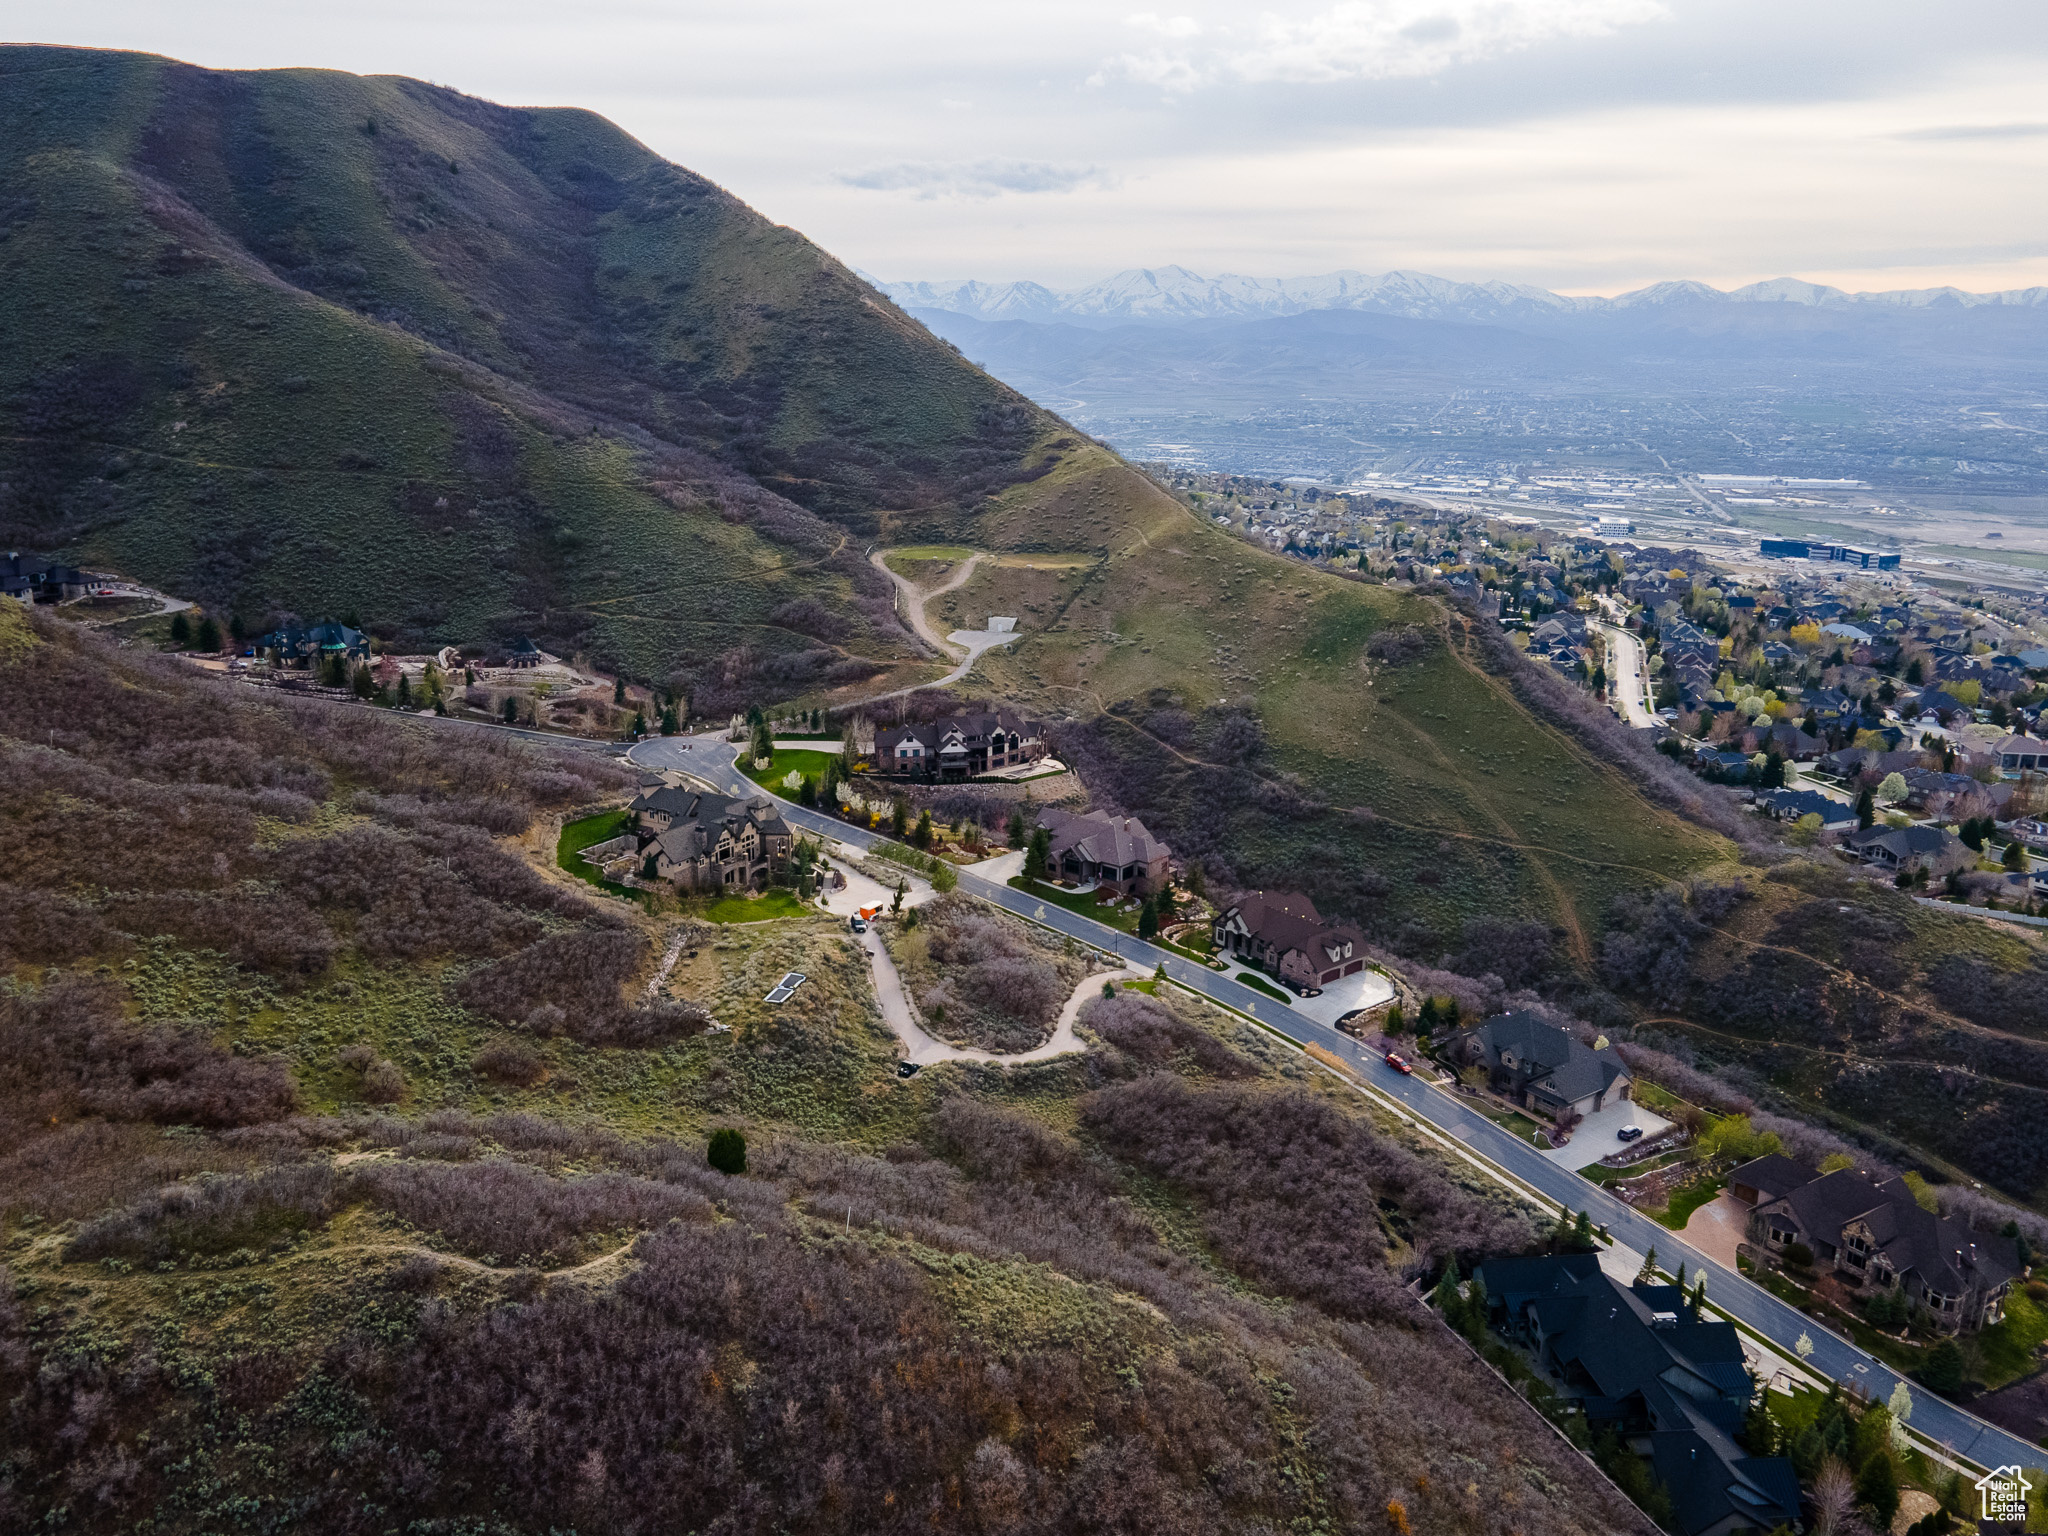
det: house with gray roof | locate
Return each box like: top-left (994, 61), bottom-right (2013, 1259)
top-left (1041, 809), bottom-right (1171, 898)
top-left (1733, 1156), bottom-right (2020, 1333)
top-left (1454, 1012), bottom-right (1631, 1122)
top-left (1843, 823), bottom-right (1973, 878)
top-left (628, 789), bottom-right (792, 892)
top-left (1472, 1252), bottom-right (1800, 1536)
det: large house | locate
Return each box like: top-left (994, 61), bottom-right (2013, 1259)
top-left (1994, 734), bottom-right (2048, 776)
top-left (260, 620), bottom-right (371, 669)
top-left (1211, 890), bottom-right (1367, 991)
top-left (874, 712), bottom-right (1044, 778)
top-left (1, 552), bottom-right (91, 604)
top-left (1473, 1252), bottom-right (1800, 1536)
top-left (1454, 1011), bottom-right (1632, 1122)
top-left (1040, 808), bottom-right (1171, 898)
top-left (628, 787), bottom-right (793, 891)
top-left (1843, 823), bottom-right (1973, 878)
top-left (1733, 1155), bottom-right (2021, 1333)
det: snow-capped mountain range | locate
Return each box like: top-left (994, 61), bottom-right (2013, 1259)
top-left (871, 265), bottom-right (2048, 327)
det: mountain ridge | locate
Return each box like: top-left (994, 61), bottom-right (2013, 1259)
top-left (872, 264), bottom-right (2048, 327)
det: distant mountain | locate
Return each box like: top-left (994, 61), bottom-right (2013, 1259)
top-left (874, 265), bottom-right (2048, 328)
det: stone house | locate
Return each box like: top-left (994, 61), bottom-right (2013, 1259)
top-left (1732, 1156), bottom-right (2020, 1333)
top-left (874, 711), bottom-right (1044, 778)
top-left (630, 790), bottom-right (792, 891)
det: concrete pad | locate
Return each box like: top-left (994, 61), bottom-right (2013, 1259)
top-left (1288, 966), bottom-right (1397, 1027)
top-left (1543, 1097), bottom-right (1675, 1170)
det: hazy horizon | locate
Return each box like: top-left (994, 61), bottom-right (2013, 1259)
top-left (8, 0), bottom-right (2047, 295)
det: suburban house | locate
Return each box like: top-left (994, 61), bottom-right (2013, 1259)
top-left (1040, 809), bottom-right (1171, 898)
top-left (874, 711), bottom-right (1045, 778)
top-left (1210, 890), bottom-right (1368, 991)
top-left (1843, 824), bottom-right (1973, 878)
top-left (1750, 788), bottom-right (1856, 831)
top-left (629, 789), bottom-right (793, 891)
top-left (1732, 1155), bottom-right (2021, 1333)
top-left (260, 620), bottom-right (371, 669)
top-left (1994, 734), bottom-right (2048, 776)
top-left (1473, 1252), bottom-right (1801, 1536)
top-left (1454, 1012), bottom-right (1632, 1122)
top-left (1, 552), bottom-right (91, 604)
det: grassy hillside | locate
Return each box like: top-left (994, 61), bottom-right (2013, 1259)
top-left (0, 45), bottom-right (1072, 700)
top-left (0, 612), bottom-right (1636, 1534)
top-left (880, 450), bottom-right (1730, 945)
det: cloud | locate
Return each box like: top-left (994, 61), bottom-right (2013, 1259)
top-left (1097, 0), bottom-right (1668, 91)
top-left (1896, 121), bottom-right (2048, 141)
top-left (835, 160), bottom-right (1116, 200)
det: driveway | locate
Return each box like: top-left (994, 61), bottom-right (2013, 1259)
top-left (1543, 1097), bottom-right (1674, 1169)
top-left (1290, 966), bottom-right (1397, 1028)
top-left (1682, 1192), bottom-right (1750, 1271)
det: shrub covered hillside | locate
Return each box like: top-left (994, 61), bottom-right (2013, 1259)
top-left (0, 610), bottom-right (1635, 1533)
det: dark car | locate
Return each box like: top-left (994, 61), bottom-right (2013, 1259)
top-left (1384, 1052), bottom-right (1413, 1076)
top-left (1616, 1125), bottom-right (1645, 1142)
top-left (850, 916), bottom-right (867, 933)
top-left (896, 1061), bottom-right (921, 1079)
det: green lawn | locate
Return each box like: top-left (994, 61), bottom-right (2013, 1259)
top-left (698, 889), bottom-right (812, 924)
top-left (1230, 970), bottom-right (1295, 1005)
top-left (1474, 1103), bottom-right (1548, 1147)
top-left (557, 809), bottom-right (633, 892)
top-left (1975, 1287), bottom-right (2048, 1389)
top-left (1654, 1174), bottom-right (1728, 1232)
top-left (739, 748), bottom-right (841, 795)
top-left (1009, 876), bottom-right (1141, 934)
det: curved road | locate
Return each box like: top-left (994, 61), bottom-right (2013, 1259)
top-left (634, 726), bottom-right (2048, 1477)
top-left (867, 548), bottom-right (1022, 701)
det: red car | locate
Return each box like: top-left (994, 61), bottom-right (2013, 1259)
top-left (1384, 1052), bottom-right (1413, 1075)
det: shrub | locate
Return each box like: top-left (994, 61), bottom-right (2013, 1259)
top-left (473, 1039), bottom-right (547, 1086)
top-left (707, 1127), bottom-right (747, 1175)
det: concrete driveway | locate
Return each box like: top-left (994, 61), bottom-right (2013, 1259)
top-left (1544, 1097), bottom-right (1675, 1170)
top-left (1681, 1192), bottom-right (1750, 1271)
top-left (1291, 966), bottom-right (1397, 1027)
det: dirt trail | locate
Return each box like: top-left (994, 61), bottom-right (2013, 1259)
top-left (870, 549), bottom-right (984, 658)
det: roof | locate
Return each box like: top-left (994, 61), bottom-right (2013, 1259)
top-left (1760, 1168), bottom-right (2022, 1298)
top-left (1467, 1011), bottom-right (1628, 1105)
top-left (1727, 1153), bottom-right (1818, 1200)
top-left (641, 792), bottom-right (790, 861)
top-left (1752, 788), bottom-right (1854, 825)
top-left (1043, 809), bottom-right (1170, 869)
top-left (1847, 824), bottom-right (1962, 860)
top-left (1217, 889), bottom-right (1363, 960)
top-left (1471, 1254), bottom-right (1798, 1536)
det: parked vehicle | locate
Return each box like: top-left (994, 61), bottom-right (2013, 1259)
top-left (1616, 1125), bottom-right (1645, 1142)
top-left (1384, 1052), bottom-right (1413, 1075)
top-left (849, 916), bottom-right (867, 933)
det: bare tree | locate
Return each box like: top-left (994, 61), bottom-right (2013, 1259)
top-left (1812, 1457), bottom-right (1856, 1536)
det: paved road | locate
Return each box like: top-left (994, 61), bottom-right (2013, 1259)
top-left (1591, 618), bottom-right (1657, 728)
top-left (630, 730), bottom-right (2046, 1475)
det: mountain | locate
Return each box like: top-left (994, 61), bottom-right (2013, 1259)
top-left (0, 45), bottom-right (1155, 702)
top-left (874, 264), bottom-right (2048, 327)
top-left (0, 44), bottom-right (1729, 946)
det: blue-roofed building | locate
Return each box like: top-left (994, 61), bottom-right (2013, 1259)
top-left (1471, 1252), bottom-right (1801, 1536)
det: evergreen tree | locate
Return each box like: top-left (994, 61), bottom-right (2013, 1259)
top-left (913, 809), bottom-right (933, 850)
top-left (1636, 1245), bottom-right (1659, 1284)
top-left (2005, 839), bottom-right (2028, 872)
top-left (1689, 1275), bottom-right (1706, 1319)
top-left (228, 614), bottom-right (245, 644)
top-left (613, 675), bottom-right (625, 705)
top-left (890, 798), bottom-right (909, 838)
top-left (1417, 996), bottom-right (1440, 1034)
top-left (1922, 1338), bottom-right (1966, 1394)
top-left (352, 662), bottom-right (376, 698)
top-left (195, 615), bottom-right (222, 651)
top-left (1187, 861), bottom-right (1206, 899)
top-left (706, 1128), bottom-right (747, 1176)
top-left (502, 695), bottom-right (520, 724)
top-left (1384, 1004), bottom-right (1405, 1036)
top-left (1855, 1450), bottom-right (1899, 1528)
top-left (1432, 1257), bottom-right (1463, 1324)
top-left (661, 705), bottom-right (680, 735)
top-left (1007, 808), bottom-right (1027, 849)
top-left (169, 611), bottom-right (192, 647)
top-left (1572, 1210), bottom-right (1596, 1252)
top-left (1138, 897), bottom-right (1159, 939)
top-left (1741, 1392), bottom-right (1778, 1456)
top-left (1673, 1261), bottom-right (1687, 1293)
top-left (397, 673), bottom-right (412, 708)
top-left (1024, 827), bottom-right (1051, 882)
top-left (1855, 785), bottom-right (1875, 829)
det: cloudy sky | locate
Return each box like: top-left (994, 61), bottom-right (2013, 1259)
top-left (14, 0), bottom-right (2048, 293)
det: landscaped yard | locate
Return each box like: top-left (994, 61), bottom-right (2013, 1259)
top-left (557, 808), bottom-right (633, 893)
top-left (698, 889), bottom-right (812, 924)
top-left (1475, 1104), bottom-right (1548, 1148)
top-left (1009, 876), bottom-right (1142, 933)
top-left (1230, 970), bottom-right (1295, 1004)
top-left (739, 748), bottom-right (841, 795)
top-left (1653, 1174), bottom-right (1728, 1231)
